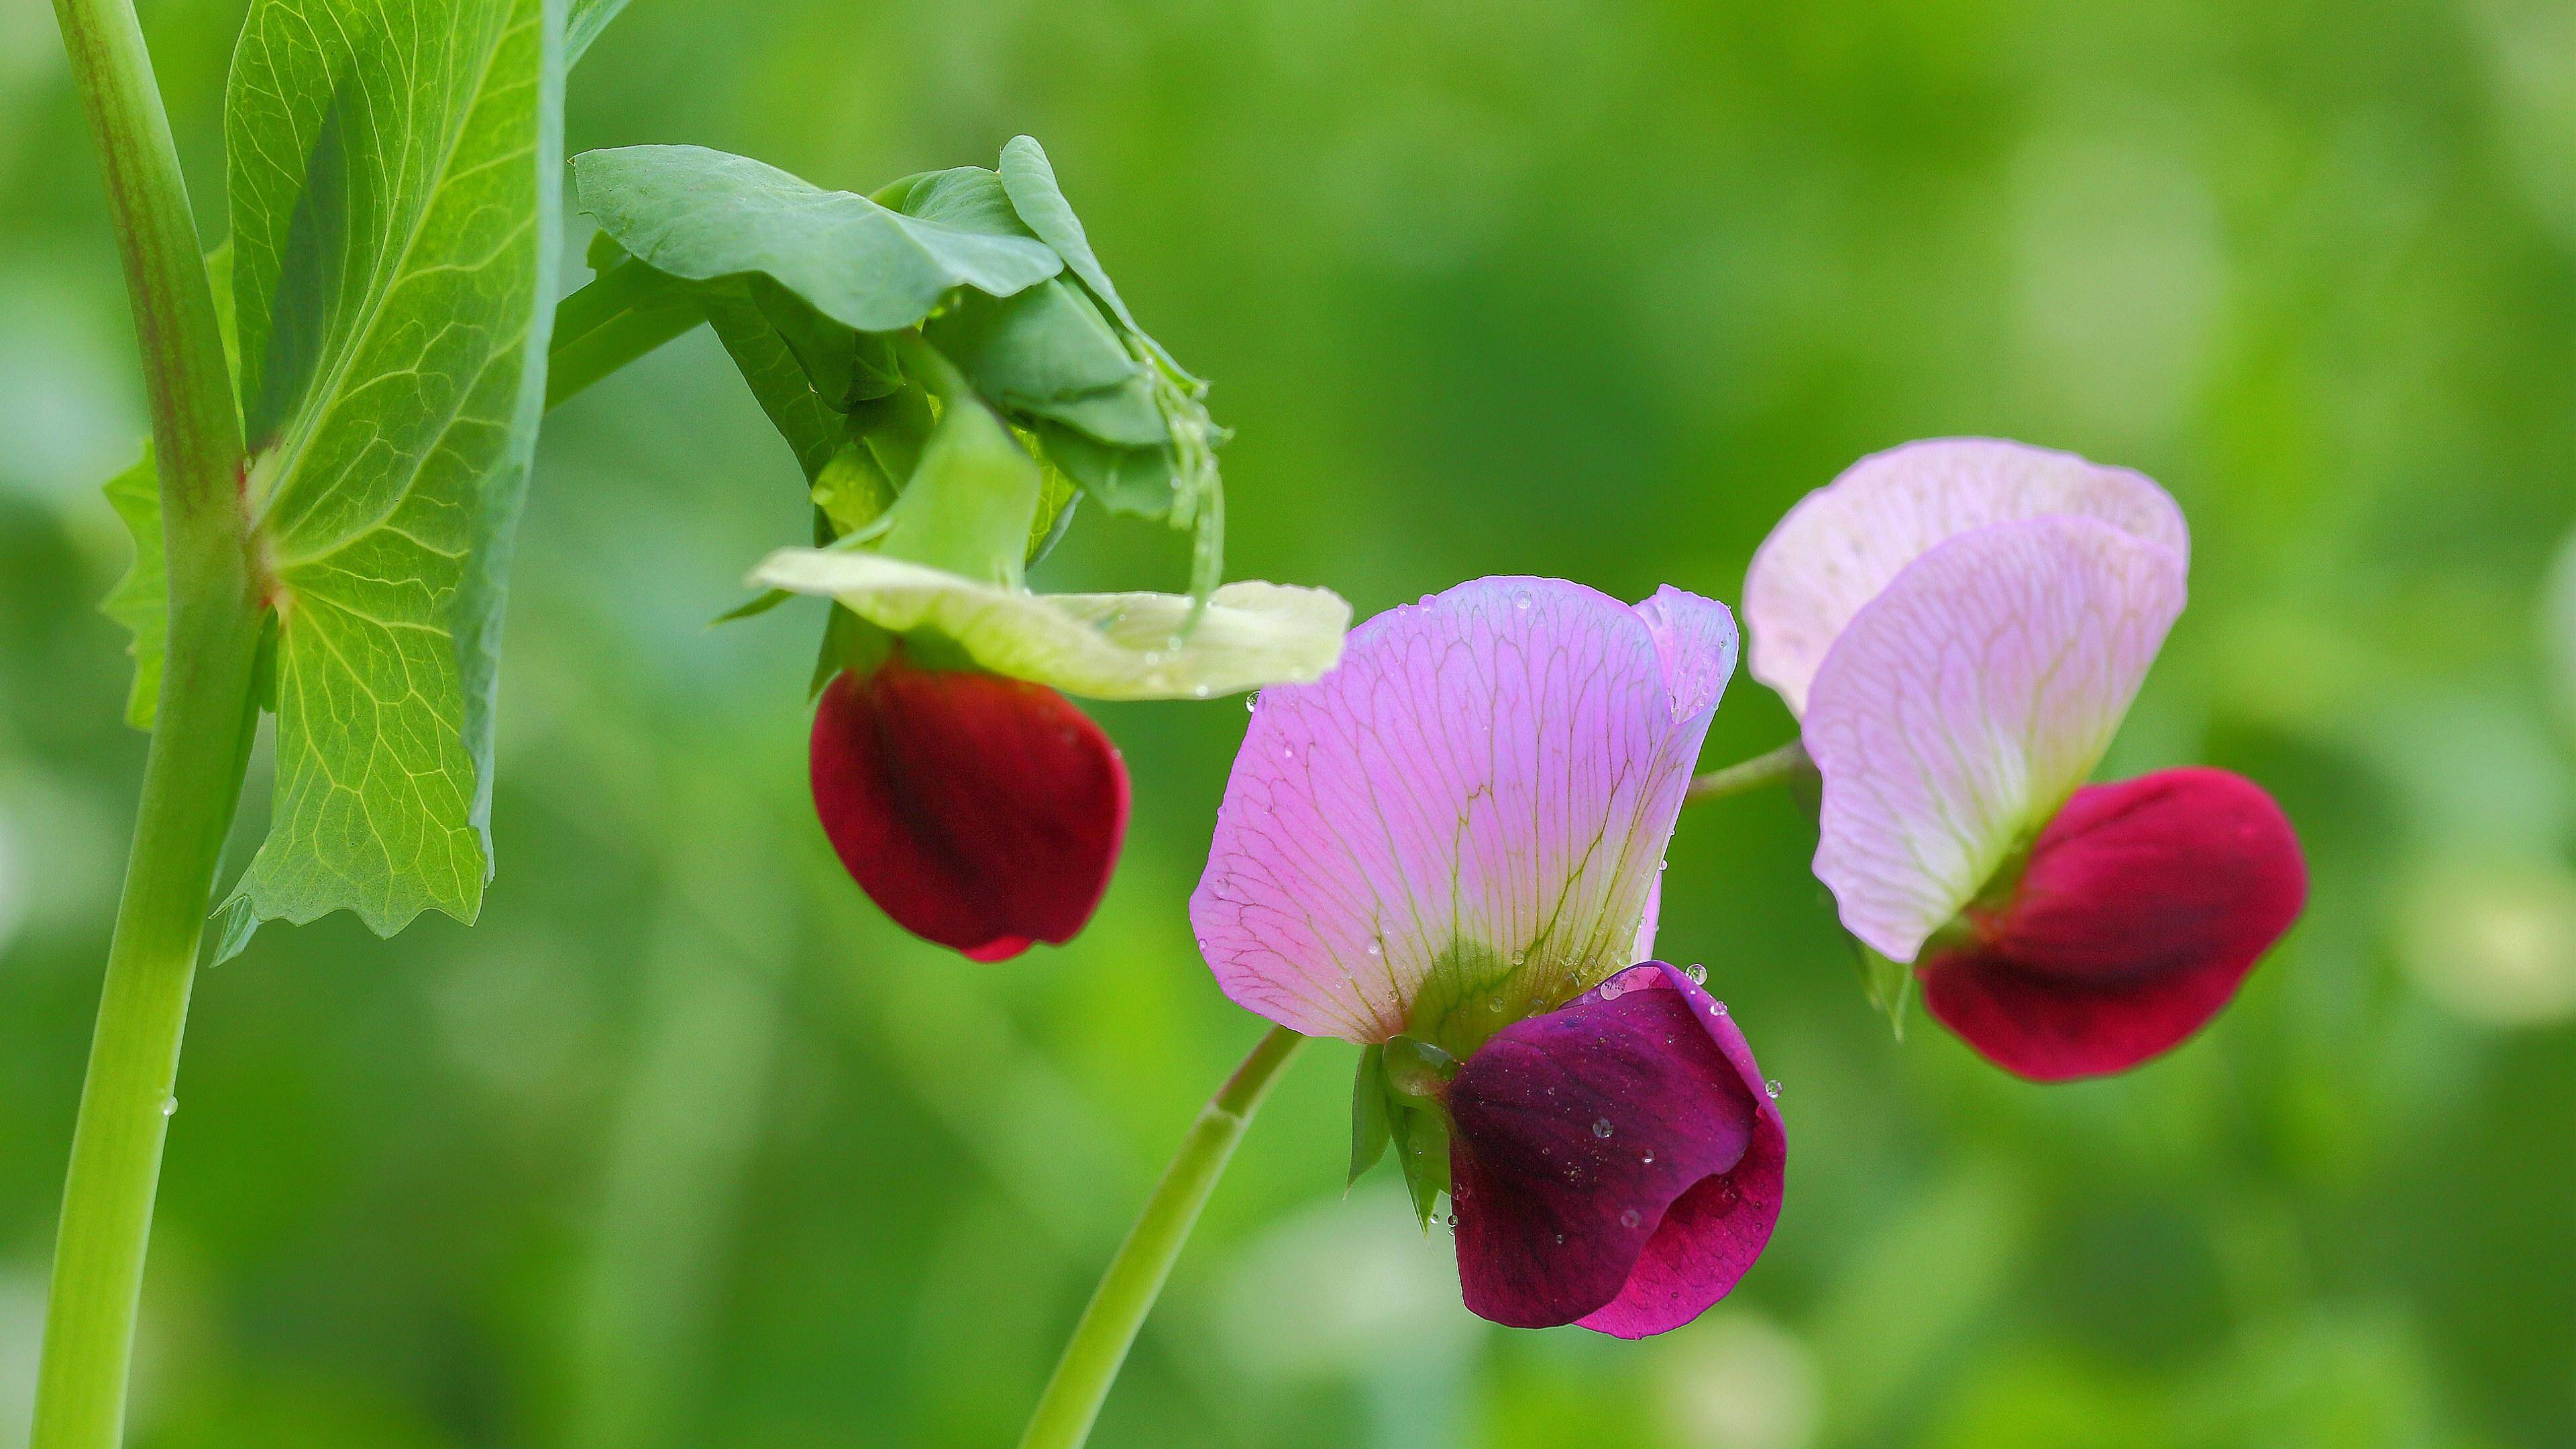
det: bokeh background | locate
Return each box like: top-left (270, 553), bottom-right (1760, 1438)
top-left (6, 0), bottom-right (2576, 1444)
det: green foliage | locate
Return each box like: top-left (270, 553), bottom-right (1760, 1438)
top-left (208, 0), bottom-right (562, 947)
top-left (574, 146), bottom-right (1061, 333)
top-left (570, 138), bottom-right (1226, 598)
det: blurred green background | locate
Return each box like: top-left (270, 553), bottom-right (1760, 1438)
top-left (6, 0), bottom-right (2576, 1445)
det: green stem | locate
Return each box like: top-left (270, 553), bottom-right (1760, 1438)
top-left (1684, 738), bottom-right (1813, 805)
top-left (545, 260), bottom-right (702, 411)
top-left (38, 2), bottom-right (264, 1446)
top-left (1017, 1025), bottom-right (1305, 1449)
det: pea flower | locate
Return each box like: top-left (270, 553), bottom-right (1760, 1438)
top-left (1742, 438), bottom-right (2307, 1080)
top-left (754, 382), bottom-right (1350, 963)
top-left (1192, 578), bottom-right (1784, 1336)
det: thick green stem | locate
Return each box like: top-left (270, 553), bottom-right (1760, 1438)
top-left (39, 1), bottom-right (264, 1446)
top-left (1017, 1025), bottom-right (1305, 1449)
top-left (1685, 738), bottom-right (1813, 805)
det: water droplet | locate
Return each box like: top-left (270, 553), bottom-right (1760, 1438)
top-left (1486, 995), bottom-right (1504, 1013)
top-left (1191, 684), bottom-right (1212, 698)
top-left (1764, 1079), bottom-right (1782, 1099)
top-left (1279, 745), bottom-right (1295, 761)
top-left (1642, 1150), bottom-right (1655, 1164)
top-left (1553, 1233), bottom-right (1564, 1244)
top-left (160, 1097), bottom-right (176, 1117)
top-left (1599, 980), bottom-right (1625, 1002)
top-left (1364, 938), bottom-right (1383, 957)
top-left (1713, 1002), bottom-right (1728, 1016)
top-left (1445, 1213), bottom-right (1458, 1228)
top-left (1591, 1118), bottom-right (1613, 1139)
top-left (1245, 693), bottom-right (1260, 713)
top-left (1513, 590), bottom-right (1532, 610)
top-left (1684, 963), bottom-right (1707, 985)
top-left (1619, 1208), bottom-right (1641, 1229)
top-left (1510, 948), bottom-right (1526, 966)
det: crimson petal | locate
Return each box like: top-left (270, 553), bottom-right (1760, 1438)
top-left (1447, 964), bottom-right (1785, 1337)
top-left (810, 660), bottom-right (1130, 961)
top-left (1920, 765), bottom-right (2306, 1081)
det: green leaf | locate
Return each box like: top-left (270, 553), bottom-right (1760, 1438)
top-left (1855, 940), bottom-right (1916, 1040)
top-left (994, 136), bottom-right (1228, 602)
top-left (572, 146), bottom-right (1062, 334)
top-left (1387, 1097), bottom-right (1452, 1232)
top-left (1348, 1044), bottom-right (1391, 1188)
top-left (924, 280), bottom-right (1160, 444)
top-left (100, 445), bottom-right (163, 731)
top-left (218, 0), bottom-right (564, 945)
top-left (996, 135), bottom-right (1179, 375)
top-left (565, 0), bottom-right (625, 64)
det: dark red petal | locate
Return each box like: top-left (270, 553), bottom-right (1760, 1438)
top-left (810, 661), bottom-right (1130, 961)
top-left (1921, 766), bottom-right (2306, 1081)
top-left (1447, 964), bottom-right (1786, 1336)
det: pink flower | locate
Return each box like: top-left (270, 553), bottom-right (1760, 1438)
top-left (1193, 577), bottom-right (1782, 1333)
top-left (1745, 438), bottom-right (2307, 1079)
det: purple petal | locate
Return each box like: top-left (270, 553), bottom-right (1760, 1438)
top-left (1192, 578), bottom-right (1737, 1045)
top-left (1445, 964), bottom-right (1784, 1336)
top-left (1744, 439), bottom-right (2187, 716)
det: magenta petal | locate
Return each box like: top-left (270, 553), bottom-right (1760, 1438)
top-left (1921, 766), bottom-right (2308, 1081)
top-left (1447, 964), bottom-right (1785, 1336)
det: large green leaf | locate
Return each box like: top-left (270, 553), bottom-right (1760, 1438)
top-left (572, 146), bottom-right (1063, 333)
top-left (216, 0), bottom-right (563, 943)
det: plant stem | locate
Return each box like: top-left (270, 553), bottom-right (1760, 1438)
top-left (1685, 738), bottom-right (1813, 805)
top-left (1017, 1025), bottom-right (1305, 1449)
top-left (39, 1), bottom-right (264, 1446)
top-left (546, 260), bottom-right (702, 411)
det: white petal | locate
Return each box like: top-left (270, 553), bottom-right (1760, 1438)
top-left (1804, 517), bottom-right (2187, 962)
top-left (1744, 438), bottom-right (2187, 716)
top-left (749, 548), bottom-right (1349, 700)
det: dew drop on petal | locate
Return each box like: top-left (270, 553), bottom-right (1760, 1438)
top-left (1642, 1150), bottom-right (1654, 1164)
top-left (1510, 948), bottom-right (1526, 966)
top-left (1364, 938), bottom-right (1382, 957)
top-left (1191, 684), bottom-right (1212, 698)
top-left (1591, 1118), bottom-right (1613, 1139)
top-left (1487, 996), bottom-right (1505, 1013)
top-left (160, 1097), bottom-right (176, 1117)
top-left (1599, 980), bottom-right (1625, 1002)
top-left (1713, 1002), bottom-right (1727, 1016)
top-left (1619, 1208), bottom-right (1640, 1230)
top-left (1513, 590), bottom-right (1532, 610)
top-left (1684, 963), bottom-right (1707, 985)
top-left (1553, 1233), bottom-right (1564, 1244)
top-left (1765, 1079), bottom-right (1782, 1099)
top-left (1244, 692), bottom-right (1260, 713)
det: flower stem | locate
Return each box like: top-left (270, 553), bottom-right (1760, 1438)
top-left (1016, 1024), bottom-right (1306, 1449)
top-left (1685, 739), bottom-right (1813, 805)
top-left (38, 1), bottom-right (262, 1446)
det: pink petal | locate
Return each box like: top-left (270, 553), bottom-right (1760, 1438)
top-left (1744, 439), bottom-right (2186, 716)
top-left (1191, 578), bottom-right (1735, 1044)
top-left (1805, 517), bottom-right (2187, 963)
top-left (1921, 767), bottom-right (2307, 1080)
